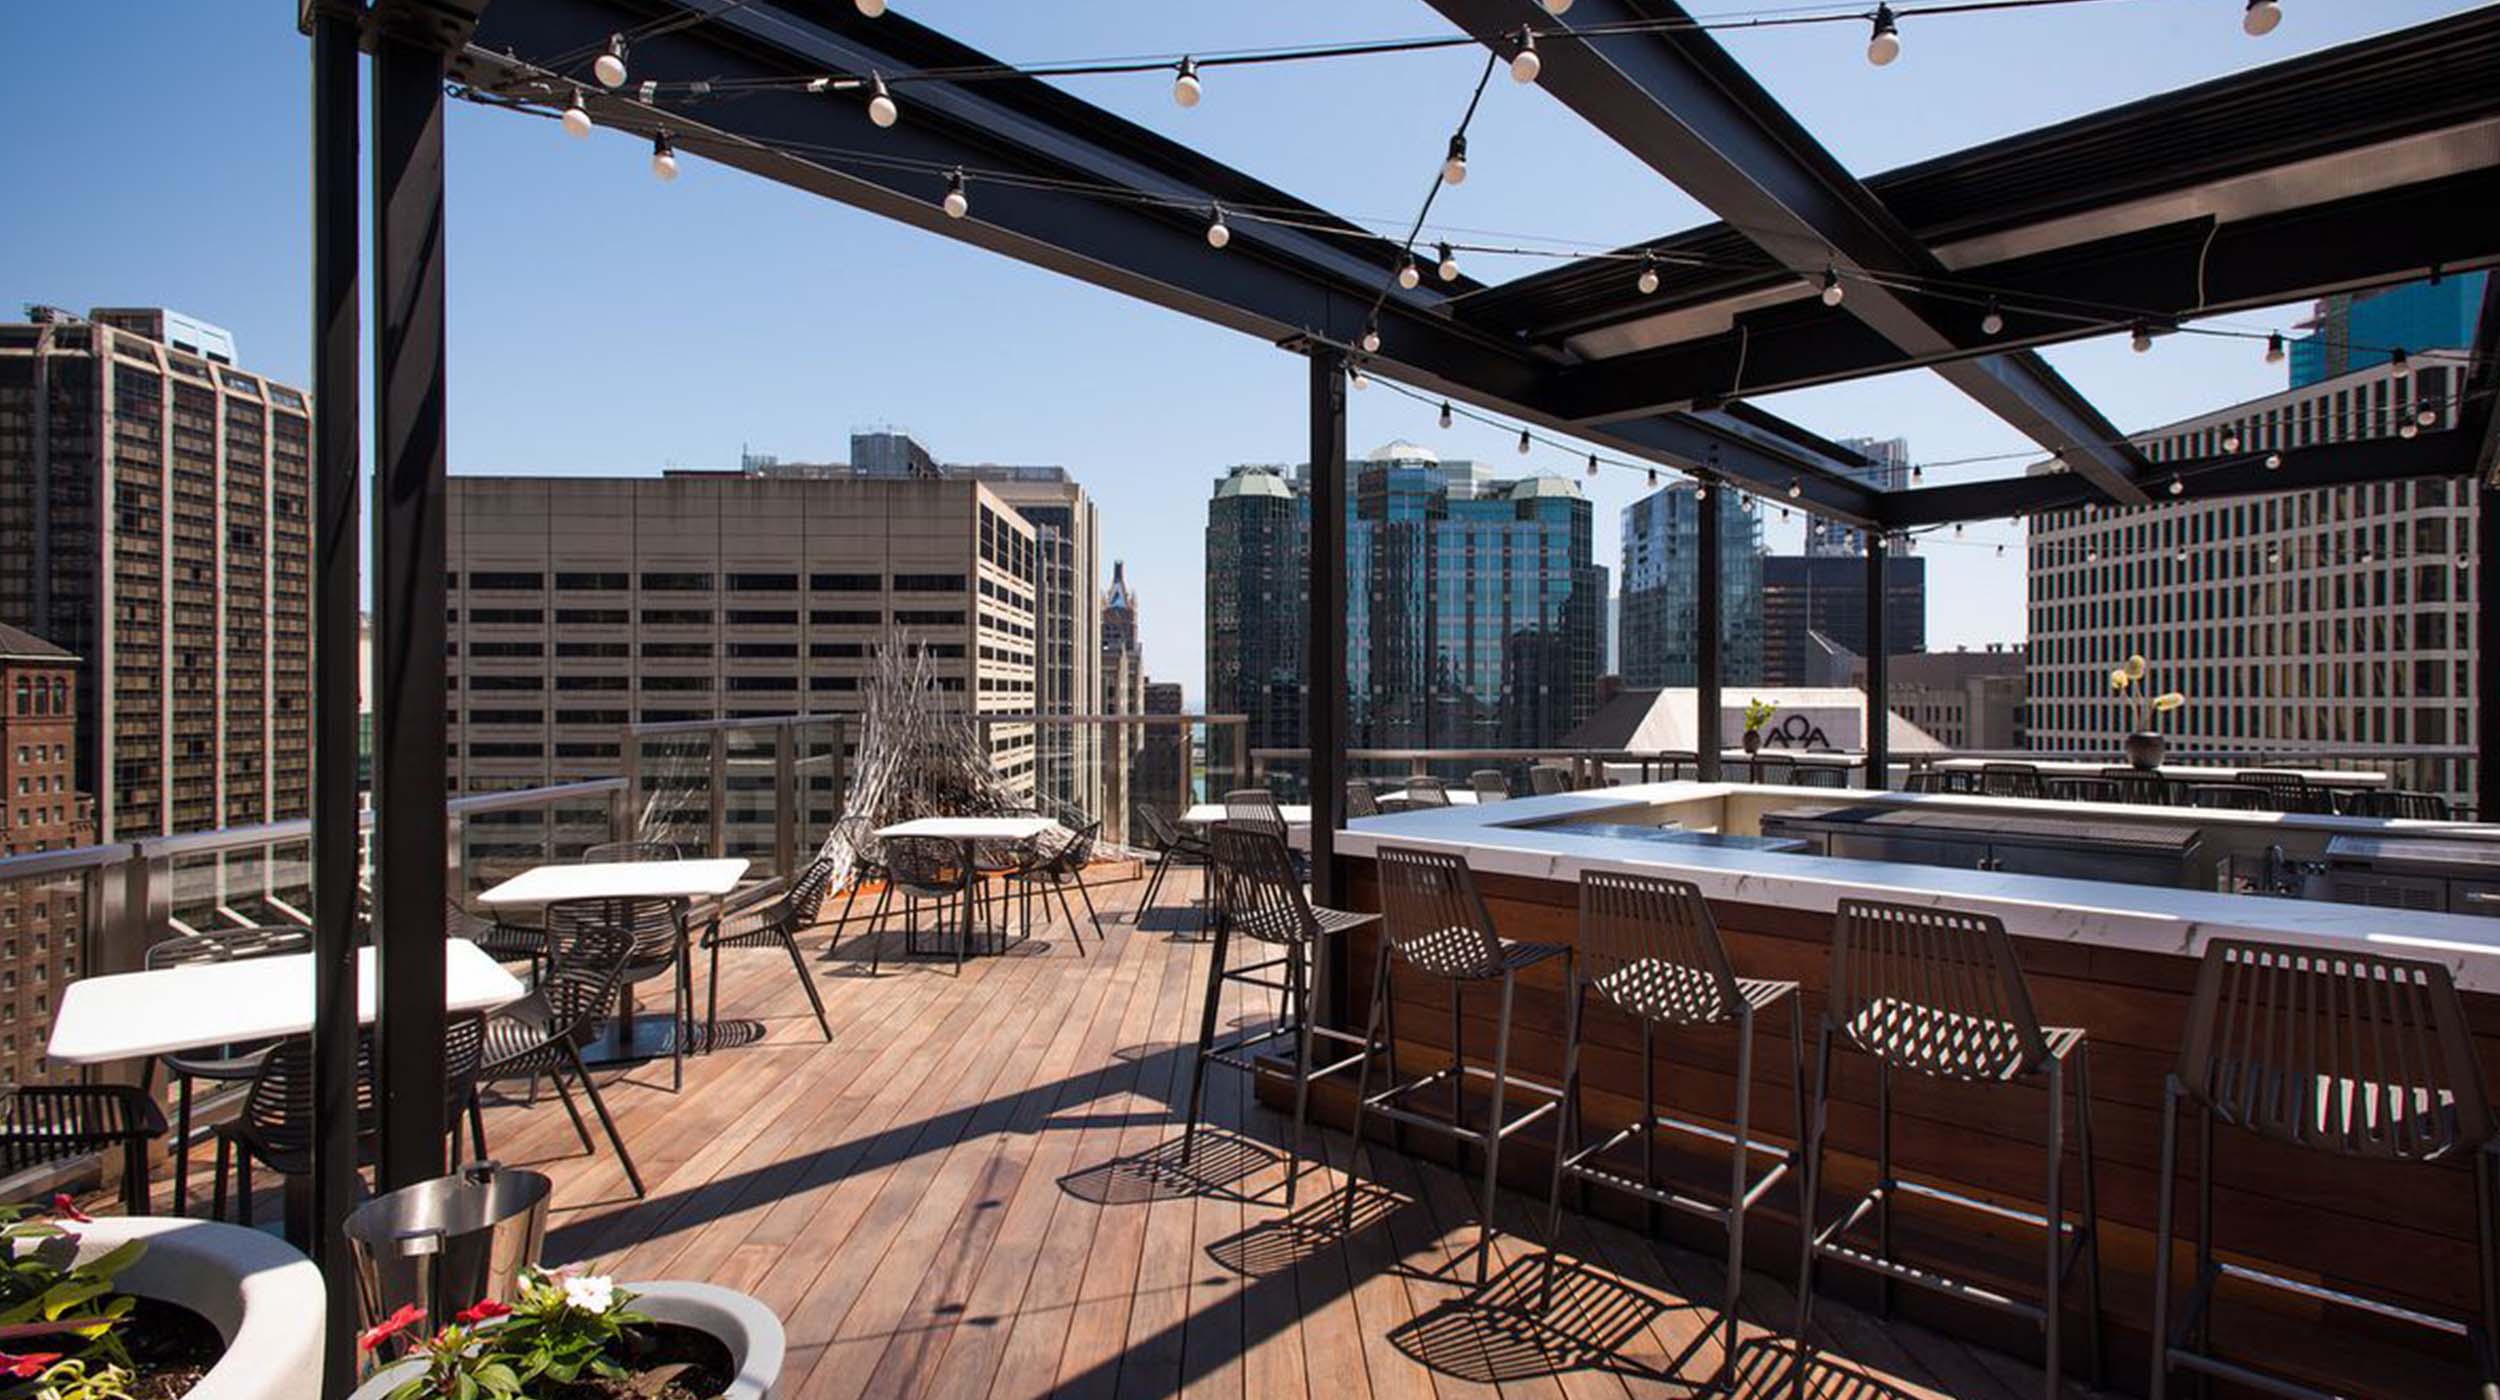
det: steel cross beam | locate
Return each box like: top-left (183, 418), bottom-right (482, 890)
top-left (463, 0), bottom-right (1885, 522)
top-left (1425, 0), bottom-right (2154, 505)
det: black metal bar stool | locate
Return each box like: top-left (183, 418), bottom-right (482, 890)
top-left (2151, 937), bottom-right (2500, 1399)
top-left (1343, 845), bottom-right (1570, 1282)
top-left (1794, 898), bottom-right (2103, 1399)
top-left (1546, 871), bottom-right (1803, 1380)
top-left (1181, 824), bottom-right (1378, 1206)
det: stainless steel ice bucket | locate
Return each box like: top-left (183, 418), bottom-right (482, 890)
top-left (342, 1160), bottom-right (551, 1345)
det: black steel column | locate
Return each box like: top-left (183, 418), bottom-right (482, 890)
top-left (2478, 479), bottom-right (2497, 821)
top-left (1307, 347), bottom-right (1349, 1023)
top-left (371, 26), bottom-right (450, 1188)
top-left (1864, 531), bottom-right (1890, 789)
top-left (306, 8), bottom-right (363, 1392)
top-left (1695, 479), bottom-right (1723, 782)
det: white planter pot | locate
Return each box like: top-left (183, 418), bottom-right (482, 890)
top-left (65, 1215), bottom-right (325, 1400)
top-left (350, 1279), bottom-right (784, 1400)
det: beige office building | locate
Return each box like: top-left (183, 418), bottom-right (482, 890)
top-left (0, 307), bottom-right (313, 840)
top-left (2027, 355), bottom-right (2480, 807)
top-left (446, 475), bottom-right (1041, 817)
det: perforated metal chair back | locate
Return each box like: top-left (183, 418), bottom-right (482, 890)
top-left (561, 892), bottom-right (682, 966)
top-left (783, 855), bottom-right (840, 928)
top-left (1138, 803), bottom-right (1198, 853)
top-left (2186, 783), bottom-right (2270, 811)
top-left (582, 839), bottom-right (684, 862)
top-left (1402, 776), bottom-right (1451, 808)
top-left (831, 815), bottom-right (887, 874)
top-left (1346, 781), bottom-right (1381, 818)
top-left (1375, 845), bottom-right (1505, 979)
top-left (1045, 820), bottom-right (1099, 876)
top-left (1978, 762), bottom-right (2043, 798)
top-left (2177, 938), bottom-right (2492, 1161)
top-left (1830, 898), bottom-right (2051, 1082)
top-left (2043, 776), bottom-right (2120, 803)
top-left (1225, 787), bottom-right (1287, 829)
top-left (1468, 770), bottom-right (1511, 802)
top-left (885, 834), bottom-right (973, 897)
top-left (1752, 755), bottom-right (1796, 784)
top-left (239, 1014), bottom-right (484, 1167)
top-left (1578, 871), bottom-right (1744, 1027)
top-left (539, 918), bottom-right (637, 1040)
top-left (146, 924), bottom-right (309, 969)
top-left (2350, 788), bottom-right (2451, 819)
top-left (1211, 825), bottom-right (1318, 949)
top-left (2098, 767), bottom-right (2172, 805)
top-left (1528, 767), bottom-right (1567, 796)
top-left (1793, 765), bottom-right (1847, 790)
top-left (2233, 769), bottom-right (2333, 814)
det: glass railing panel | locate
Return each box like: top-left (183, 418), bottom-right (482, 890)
top-left (794, 718), bottom-right (847, 864)
top-left (628, 731), bottom-right (715, 854)
top-left (0, 861), bottom-right (102, 1086)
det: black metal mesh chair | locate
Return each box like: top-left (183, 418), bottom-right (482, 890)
top-left (1006, 819), bottom-right (1105, 953)
top-left (1468, 769), bottom-right (1511, 802)
top-left (2341, 788), bottom-right (2453, 819)
top-left (1346, 781), bottom-right (1382, 818)
top-left (1224, 787), bottom-right (1287, 831)
top-left (1751, 753), bottom-right (1797, 785)
top-left (1401, 776), bottom-right (1452, 808)
top-left (1343, 846), bottom-right (1569, 1282)
top-left (827, 815), bottom-right (891, 934)
top-left (1549, 872), bottom-right (1801, 1382)
top-left (451, 895), bottom-right (546, 982)
top-left (144, 925), bottom-right (309, 1216)
top-left (702, 855), bottom-right (837, 1044)
top-left (1794, 899), bottom-right (2103, 1399)
top-left (1184, 825), bottom-right (1378, 1206)
top-left (478, 915), bottom-right (644, 1197)
top-left (2099, 766), bottom-right (2174, 806)
top-left (1979, 762), bottom-right (2045, 798)
top-left (583, 839), bottom-right (684, 862)
top-left (1903, 769), bottom-right (1949, 794)
top-left (1528, 767), bottom-right (1568, 797)
top-left (1136, 805), bottom-right (1212, 932)
top-left (1, 1086), bottom-right (165, 1216)
top-left (2184, 782), bottom-right (2270, 811)
top-left (214, 1013), bottom-right (486, 1227)
top-left (2043, 776), bottom-right (2120, 803)
top-left (2151, 938), bottom-right (2499, 1398)
top-left (885, 834), bottom-right (978, 974)
top-left (1792, 764), bottom-right (1848, 790)
top-left (2233, 769), bottom-right (2336, 814)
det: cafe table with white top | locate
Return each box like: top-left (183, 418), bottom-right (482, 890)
top-left (874, 815), bottom-right (1062, 959)
top-left (477, 856), bottom-right (750, 1071)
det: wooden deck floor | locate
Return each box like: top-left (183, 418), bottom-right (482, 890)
top-left (195, 866), bottom-right (2096, 1400)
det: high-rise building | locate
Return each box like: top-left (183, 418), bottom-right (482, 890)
top-left (2289, 274), bottom-right (2488, 389)
top-left (445, 474), bottom-right (1044, 834)
top-left (1809, 437), bottom-right (1914, 557)
top-left (1136, 680), bottom-right (1185, 813)
top-left (0, 624), bottom-right (94, 1085)
top-left (1817, 641), bottom-right (2028, 751)
top-left (1618, 482), bottom-right (1764, 688)
top-left (0, 306), bottom-right (313, 839)
top-left (1098, 562), bottom-right (1147, 832)
top-left (1759, 554), bottom-right (1927, 686)
top-left (2027, 354), bottom-right (2480, 807)
top-left (1204, 440), bottom-right (1607, 755)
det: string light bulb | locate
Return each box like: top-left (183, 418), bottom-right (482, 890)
top-left (1173, 58), bottom-right (1202, 108)
top-left (1438, 400), bottom-right (1453, 430)
top-left (941, 168), bottom-right (968, 219)
top-left (1585, 453), bottom-right (1599, 479)
top-left (561, 90), bottom-right (593, 138)
top-left (2400, 419), bottom-right (2418, 439)
top-left (1205, 206), bottom-right (1230, 249)
top-left (1351, 367), bottom-right (1369, 391)
top-left (1636, 254), bottom-right (1659, 296)
top-left (1442, 134), bottom-right (1469, 186)
top-left (1980, 299), bottom-right (2003, 337)
top-left (868, 74), bottom-right (898, 128)
top-left (1360, 324), bottom-right (1381, 355)
top-left (1511, 29), bottom-right (1541, 84)
top-left (1516, 428), bottom-right (1532, 456)
top-left (2168, 476), bottom-right (2184, 497)
top-left (2130, 321), bottom-right (2154, 353)
top-left (2389, 346), bottom-right (2410, 380)
top-left (1787, 478), bottom-right (1803, 499)
top-left (2264, 452), bottom-right (2283, 470)
top-left (1819, 267), bottom-right (1844, 308)
top-left (649, 131), bottom-right (678, 182)
top-left (1694, 480), bottom-right (1708, 501)
top-left (1397, 259), bottom-right (1422, 290)
top-left (856, 0), bottom-right (887, 13)
top-left (594, 34), bottom-right (628, 89)
top-left (2418, 406), bottom-right (2438, 427)
top-left (2221, 429), bottom-right (2241, 452)
top-left (1542, 0), bottom-right (1574, 12)
top-left (2265, 332), bottom-right (2286, 364)
top-left (1647, 467), bottom-right (1659, 487)
top-left (1996, 543), bottom-right (2005, 557)
top-left (1437, 242), bottom-right (1461, 283)
top-left (1867, 5), bottom-right (1901, 66)
top-left (2243, 0), bottom-right (2282, 37)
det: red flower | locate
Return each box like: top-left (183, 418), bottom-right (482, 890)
top-left (0, 1353), bottom-right (63, 1379)
top-left (47, 1195), bottom-right (90, 1224)
top-left (454, 1299), bottom-right (511, 1326)
top-left (358, 1303), bottom-right (427, 1354)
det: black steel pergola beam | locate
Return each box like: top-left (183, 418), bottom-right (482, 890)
top-left (1426, 0), bottom-right (2153, 505)
top-left (1879, 427), bottom-right (2485, 528)
top-left (1550, 168), bottom-right (2500, 425)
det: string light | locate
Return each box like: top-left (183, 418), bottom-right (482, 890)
top-left (942, 167), bottom-right (968, 219)
top-left (1542, 0), bottom-right (1574, 13)
top-left (1787, 478), bottom-right (1803, 499)
top-left (2399, 419), bottom-right (2418, 439)
top-left (1636, 254), bottom-right (1659, 296)
top-left (2221, 429), bottom-right (2241, 452)
top-left (2389, 346), bottom-right (2410, 380)
top-left (1694, 479), bottom-right (1708, 502)
top-left (2243, 0), bottom-right (2282, 37)
top-left (1442, 134), bottom-right (1469, 186)
top-left (1351, 366), bottom-right (1369, 391)
top-left (1511, 30), bottom-right (1542, 84)
top-left (1360, 324), bottom-right (1381, 355)
top-left (2130, 321), bottom-right (2154, 353)
top-left (855, 0), bottom-right (887, 14)
top-left (649, 131), bottom-right (678, 181)
top-left (1398, 259), bottom-right (1423, 290)
top-left (1647, 467), bottom-right (1659, 487)
top-left (1438, 400), bottom-right (1454, 430)
top-left (2265, 332), bottom-right (2286, 364)
top-left (1980, 299), bottom-right (2003, 337)
top-left (1174, 57), bottom-right (1203, 108)
top-left (1437, 242), bottom-right (1461, 282)
top-left (2264, 452), bottom-right (2283, 470)
top-left (1516, 428), bottom-right (1532, 456)
top-left (868, 74), bottom-right (898, 128)
top-left (594, 34), bottom-right (628, 89)
top-left (1585, 452), bottom-right (1599, 478)
top-left (2418, 406), bottom-right (2438, 427)
top-left (1206, 205), bottom-right (1230, 248)
top-left (2168, 475), bottom-right (2184, 496)
top-left (562, 90), bottom-right (592, 138)
top-left (1867, 4), bottom-right (1901, 65)
top-left (1819, 267), bottom-right (1844, 308)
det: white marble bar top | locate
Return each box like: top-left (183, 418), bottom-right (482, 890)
top-left (1299, 781), bottom-right (2500, 992)
top-left (1932, 757), bottom-right (2389, 788)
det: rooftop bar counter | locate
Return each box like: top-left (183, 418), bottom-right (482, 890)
top-left (1294, 783), bottom-right (2500, 1394)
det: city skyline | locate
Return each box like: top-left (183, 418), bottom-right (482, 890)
top-left (9, 3), bottom-right (2477, 708)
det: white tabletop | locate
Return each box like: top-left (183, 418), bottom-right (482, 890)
top-left (1183, 804), bottom-right (1315, 827)
top-left (876, 816), bottom-right (1062, 841)
top-left (1932, 758), bottom-right (2389, 788)
top-left (49, 940), bottom-right (525, 1066)
top-left (1376, 789), bottom-right (1482, 806)
top-left (477, 857), bottom-right (752, 906)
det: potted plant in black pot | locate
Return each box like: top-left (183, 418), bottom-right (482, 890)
top-left (2108, 653), bottom-right (2187, 769)
top-left (1741, 696), bottom-right (1777, 757)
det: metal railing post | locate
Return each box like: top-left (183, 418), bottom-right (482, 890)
top-left (708, 727), bottom-right (728, 859)
top-left (774, 722), bottom-right (797, 876)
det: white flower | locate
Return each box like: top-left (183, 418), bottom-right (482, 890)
top-left (562, 1274), bottom-right (617, 1315)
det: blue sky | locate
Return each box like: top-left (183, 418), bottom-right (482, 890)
top-left (4, 1), bottom-right (2473, 704)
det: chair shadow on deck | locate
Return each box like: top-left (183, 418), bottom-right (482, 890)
top-left (1733, 1335), bottom-right (1940, 1400)
top-left (1203, 1177), bottom-right (1405, 1278)
top-left (1389, 1250), bottom-right (1685, 1389)
top-left (1056, 1126), bottom-right (1279, 1205)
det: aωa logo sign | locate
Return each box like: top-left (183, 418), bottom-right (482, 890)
top-left (1762, 713), bottom-right (1830, 750)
